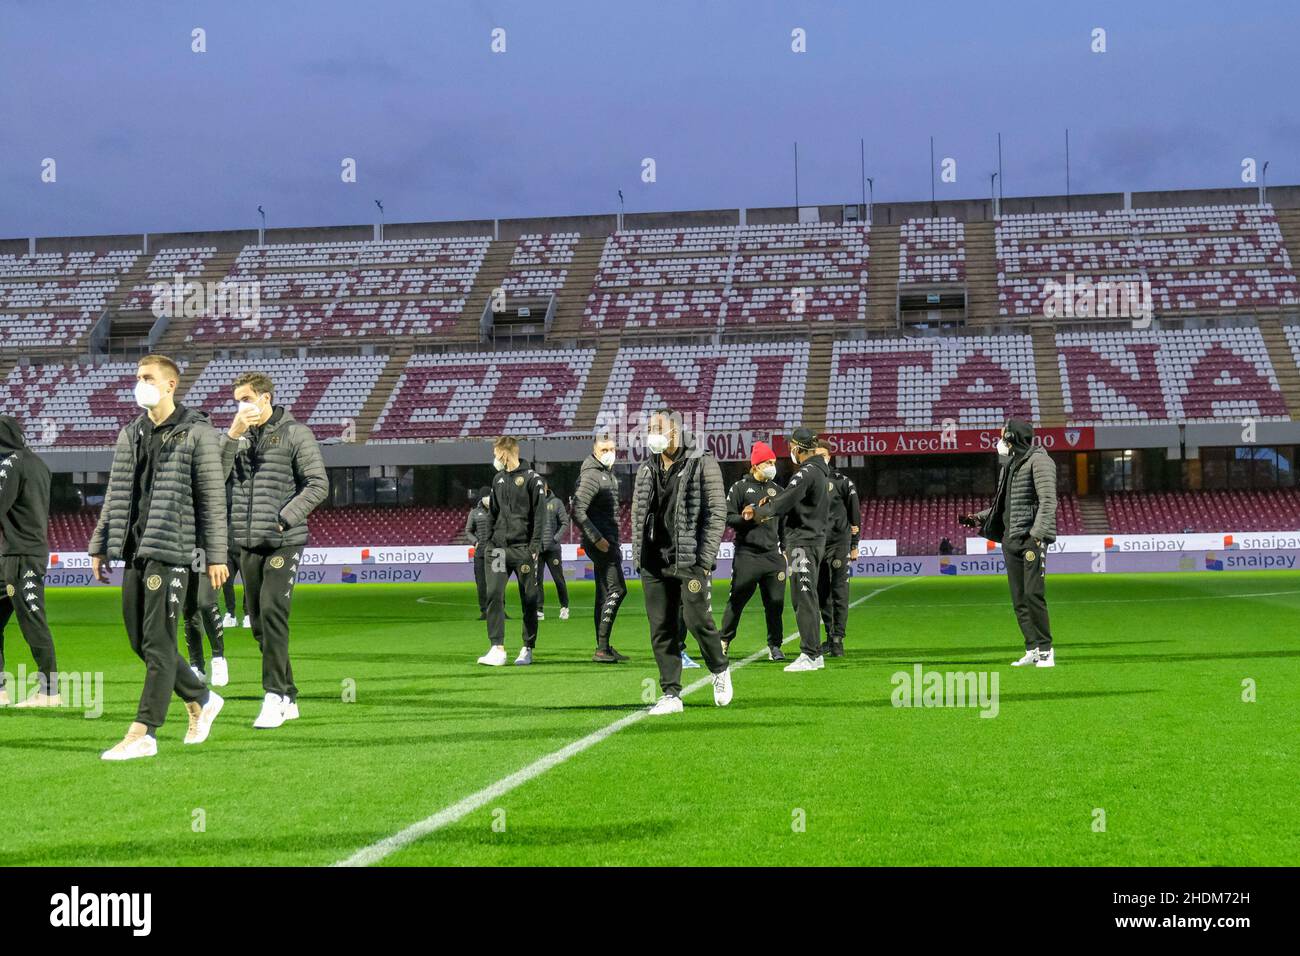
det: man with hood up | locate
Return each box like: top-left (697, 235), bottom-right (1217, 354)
top-left (221, 370), bottom-right (328, 729)
top-left (961, 419), bottom-right (1059, 667)
top-left (0, 415), bottom-right (59, 708)
top-left (89, 354), bottom-right (229, 759)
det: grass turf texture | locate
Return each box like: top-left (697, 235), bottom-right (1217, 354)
top-left (0, 572), bottom-right (1296, 866)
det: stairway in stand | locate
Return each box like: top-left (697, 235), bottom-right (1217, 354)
top-left (1076, 495), bottom-right (1110, 535)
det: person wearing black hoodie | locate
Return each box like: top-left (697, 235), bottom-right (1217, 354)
top-left (478, 436), bottom-right (545, 667)
top-left (749, 427), bottom-right (830, 672)
top-left (0, 416), bottom-right (59, 708)
top-left (961, 419), bottom-right (1059, 668)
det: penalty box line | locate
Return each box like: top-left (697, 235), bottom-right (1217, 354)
top-left (332, 578), bottom-right (914, 867)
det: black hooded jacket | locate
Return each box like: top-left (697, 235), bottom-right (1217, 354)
top-left (0, 416), bottom-right (51, 557)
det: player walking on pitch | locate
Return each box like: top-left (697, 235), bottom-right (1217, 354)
top-left (746, 427), bottom-right (829, 673)
top-left (815, 440), bottom-right (860, 658)
top-left (572, 433), bottom-right (628, 663)
top-left (719, 441), bottom-right (788, 662)
top-left (478, 437), bottom-right (545, 667)
top-left (0, 416), bottom-right (60, 708)
top-left (631, 409), bottom-right (732, 713)
top-left (536, 481), bottom-right (571, 621)
top-left (465, 486), bottom-right (493, 620)
top-left (960, 419), bottom-right (1059, 667)
top-left (222, 371), bottom-right (328, 728)
top-left (89, 355), bottom-right (228, 759)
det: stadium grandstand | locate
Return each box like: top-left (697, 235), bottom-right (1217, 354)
top-left (6, 182), bottom-right (1300, 557)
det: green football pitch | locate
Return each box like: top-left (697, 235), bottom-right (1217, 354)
top-left (0, 571), bottom-right (1296, 867)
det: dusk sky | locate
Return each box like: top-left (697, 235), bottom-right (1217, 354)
top-left (3, 0), bottom-right (1297, 239)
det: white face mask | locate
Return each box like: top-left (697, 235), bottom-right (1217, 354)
top-left (598, 450), bottom-right (616, 469)
top-left (493, 456), bottom-right (507, 472)
top-left (757, 462), bottom-right (776, 481)
top-left (238, 399), bottom-right (261, 417)
top-left (997, 439), bottom-right (1011, 458)
top-left (645, 432), bottom-right (670, 455)
top-left (790, 449), bottom-right (801, 465)
top-left (134, 380), bottom-right (162, 410)
top-left (480, 496), bottom-right (489, 507)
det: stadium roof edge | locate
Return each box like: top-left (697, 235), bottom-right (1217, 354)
top-left (5, 184), bottom-right (1300, 256)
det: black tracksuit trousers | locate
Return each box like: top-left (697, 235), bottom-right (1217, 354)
top-left (485, 544), bottom-right (540, 648)
top-left (588, 545), bottom-right (626, 649)
top-left (537, 547), bottom-right (569, 611)
top-left (1003, 535), bottom-right (1053, 651)
top-left (785, 538), bottom-right (825, 659)
top-left (0, 554), bottom-right (58, 695)
top-left (473, 552), bottom-right (488, 615)
top-left (241, 545), bottom-right (300, 700)
top-left (641, 567), bottom-right (728, 696)
top-left (222, 540), bottom-right (243, 618)
top-left (720, 549), bottom-right (786, 649)
top-left (123, 559), bottom-right (207, 729)
top-left (183, 570), bottom-right (225, 672)
top-left (818, 534), bottom-right (851, 642)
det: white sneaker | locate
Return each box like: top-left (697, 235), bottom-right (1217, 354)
top-left (101, 726), bottom-right (157, 761)
top-left (0, 688), bottom-right (9, 707)
top-left (681, 651), bottom-right (701, 669)
top-left (184, 691), bottom-right (224, 744)
top-left (647, 694), bottom-right (684, 716)
top-left (253, 692), bottom-right (286, 729)
top-left (1011, 649), bottom-right (1039, 667)
top-left (559, 606), bottom-right (570, 621)
top-left (477, 645), bottom-right (508, 667)
top-left (783, 653), bottom-right (822, 673)
top-left (283, 699), bottom-right (299, 720)
top-left (191, 665), bottom-right (206, 684)
top-left (537, 610), bottom-right (545, 621)
top-left (222, 613), bottom-right (238, 628)
top-left (209, 656), bottom-right (229, 687)
top-left (14, 692), bottom-right (62, 708)
top-left (711, 667), bottom-right (733, 706)
top-left (241, 614), bottom-right (251, 628)
top-left (1035, 648), bottom-right (1056, 668)
top-left (515, 646), bottom-right (534, 666)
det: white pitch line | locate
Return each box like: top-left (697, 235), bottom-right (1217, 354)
top-left (333, 577), bottom-right (914, 867)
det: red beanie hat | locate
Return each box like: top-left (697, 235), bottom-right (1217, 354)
top-left (750, 441), bottom-right (776, 468)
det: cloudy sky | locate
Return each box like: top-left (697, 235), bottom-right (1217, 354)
top-left (3, 0), bottom-right (1297, 238)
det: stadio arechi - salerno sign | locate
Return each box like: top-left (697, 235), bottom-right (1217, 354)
top-left (771, 426), bottom-right (1096, 457)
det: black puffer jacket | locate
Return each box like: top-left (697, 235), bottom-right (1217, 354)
top-left (976, 444), bottom-right (1058, 544)
top-left (220, 407), bottom-right (327, 550)
top-left (540, 492), bottom-right (570, 551)
top-left (0, 416), bottom-right (50, 557)
top-left (89, 405), bottom-right (228, 567)
top-left (631, 433), bottom-right (725, 573)
top-left (573, 454), bottom-right (620, 546)
top-left (464, 502), bottom-right (491, 546)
